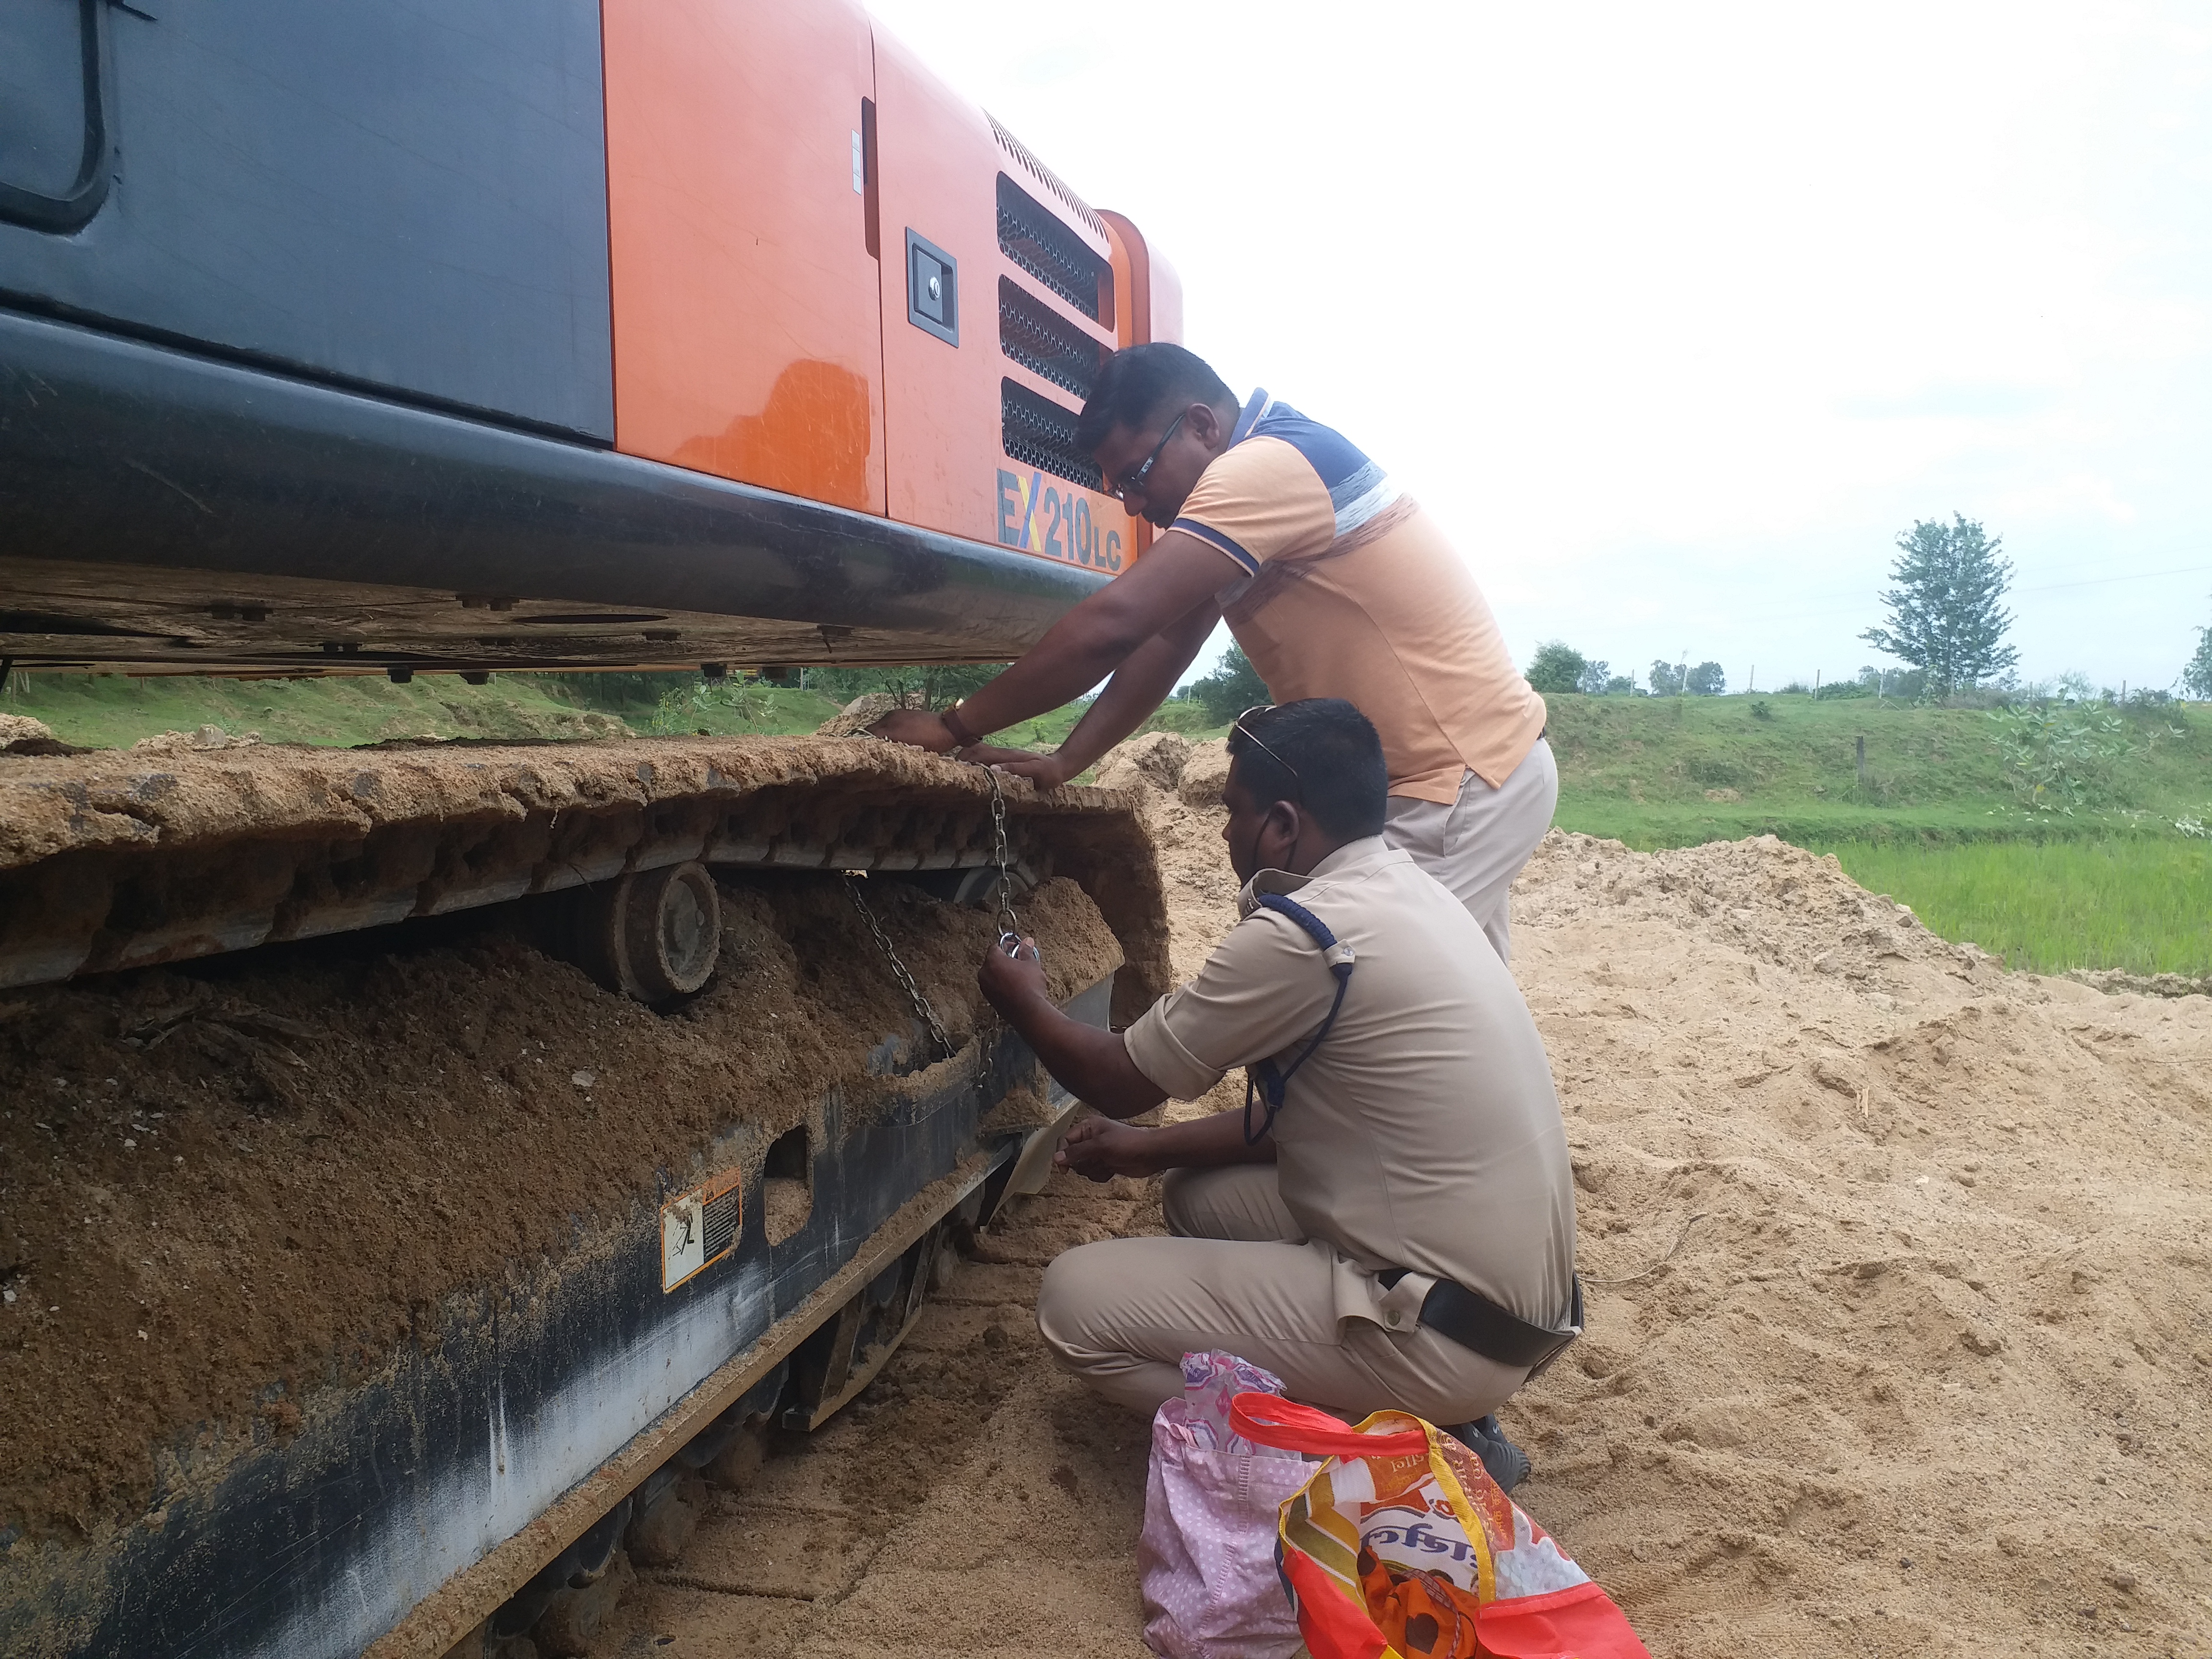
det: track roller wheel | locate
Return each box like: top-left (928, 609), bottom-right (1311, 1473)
top-left (558, 861), bottom-right (721, 1002)
top-left (617, 862), bottom-right (721, 1000)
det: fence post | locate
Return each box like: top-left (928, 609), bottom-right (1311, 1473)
top-left (1856, 733), bottom-right (1868, 794)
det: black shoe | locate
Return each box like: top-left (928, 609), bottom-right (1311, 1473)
top-left (1445, 1414), bottom-right (1531, 1493)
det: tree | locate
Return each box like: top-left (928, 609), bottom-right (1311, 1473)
top-left (1186, 643), bottom-right (1272, 724)
top-left (1525, 641), bottom-right (1588, 695)
top-left (1604, 673), bottom-right (1637, 695)
top-left (1648, 659), bottom-right (1685, 697)
top-left (1861, 514), bottom-right (2018, 693)
top-left (1685, 661), bottom-right (1726, 696)
top-left (2185, 611), bottom-right (2212, 701)
top-left (1575, 658), bottom-right (1613, 695)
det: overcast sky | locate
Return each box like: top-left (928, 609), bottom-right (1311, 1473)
top-left (868, 0), bottom-right (2212, 694)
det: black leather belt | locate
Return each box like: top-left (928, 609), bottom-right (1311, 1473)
top-left (1378, 1269), bottom-right (1584, 1373)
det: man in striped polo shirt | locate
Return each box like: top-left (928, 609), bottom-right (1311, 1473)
top-left (872, 343), bottom-right (1556, 958)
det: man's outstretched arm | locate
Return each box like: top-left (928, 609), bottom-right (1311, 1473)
top-left (873, 531), bottom-right (1235, 752)
top-left (966, 598), bottom-right (1221, 788)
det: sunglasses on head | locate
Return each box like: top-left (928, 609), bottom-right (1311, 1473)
top-left (1231, 704), bottom-right (1303, 802)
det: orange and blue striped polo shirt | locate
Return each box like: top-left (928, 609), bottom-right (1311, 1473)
top-left (1172, 391), bottom-right (1547, 802)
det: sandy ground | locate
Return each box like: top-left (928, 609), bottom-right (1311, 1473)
top-left (588, 1173), bottom-right (1166, 1659)
top-left (584, 781), bottom-right (2212, 1659)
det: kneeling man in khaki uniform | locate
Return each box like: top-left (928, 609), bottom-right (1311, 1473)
top-left (975, 698), bottom-right (1578, 1487)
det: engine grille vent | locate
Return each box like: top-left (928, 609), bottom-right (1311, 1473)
top-left (997, 173), bottom-right (1112, 326)
top-left (999, 278), bottom-right (1106, 401)
top-left (1001, 379), bottom-right (1103, 492)
top-left (986, 115), bottom-right (1110, 243)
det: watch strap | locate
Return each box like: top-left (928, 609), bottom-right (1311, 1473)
top-left (941, 703), bottom-right (981, 748)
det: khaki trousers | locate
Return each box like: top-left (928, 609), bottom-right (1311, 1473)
top-left (1034, 1165), bottom-right (1528, 1422)
top-left (1382, 737), bottom-right (1558, 962)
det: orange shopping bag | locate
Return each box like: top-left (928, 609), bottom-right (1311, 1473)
top-left (1227, 1395), bottom-right (1649, 1659)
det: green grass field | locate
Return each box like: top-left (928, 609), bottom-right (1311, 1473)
top-left (1, 671), bottom-right (841, 749)
top-left (1544, 689), bottom-right (2212, 847)
top-left (1539, 690), bottom-right (2212, 978)
top-left (9, 672), bottom-right (2207, 978)
top-left (1812, 838), bottom-right (2212, 977)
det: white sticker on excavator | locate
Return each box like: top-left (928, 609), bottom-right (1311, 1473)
top-left (661, 1169), bottom-right (742, 1292)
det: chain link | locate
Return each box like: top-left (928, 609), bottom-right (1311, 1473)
top-left (843, 874), bottom-right (954, 1060)
top-left (980, 765), bottom-right (1023, 950)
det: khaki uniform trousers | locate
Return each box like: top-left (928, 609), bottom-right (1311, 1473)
top-left (1035, 1164), bottom-right (1528, 1423)
top-left (1382, 737), bottom-right (1558, 963)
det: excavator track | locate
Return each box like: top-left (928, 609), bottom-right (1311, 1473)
top-left (0, 735), bottom-right (1168, 1010)
top-left (0, 735), bottom-right (1169, 1659)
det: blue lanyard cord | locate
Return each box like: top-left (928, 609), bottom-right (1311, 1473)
top-left (1240, 892), bottom-right (1356, 1145)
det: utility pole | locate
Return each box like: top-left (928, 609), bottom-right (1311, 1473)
top-left (1856, 733), bottom-right (1869, 795)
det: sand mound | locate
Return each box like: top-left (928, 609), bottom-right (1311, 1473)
top-left (1506, 829), bottom-right (2212, 1652)
top-left (127, 725), bottom-right (261, 755)
top-left (815, 694), bottom-right (910, 737)
top-left (1176, 738), bottom-right (1231, 807)
top-left (2066, 966), bottom-right (2212, 1000)
top-left (1094, 731), bottom-right (1190, 795)
top-left (0, 715), bottom-right (54, 746)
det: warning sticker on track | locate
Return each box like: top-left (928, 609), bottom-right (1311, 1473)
top-left (661, 1168), bottom-right (743, 1292)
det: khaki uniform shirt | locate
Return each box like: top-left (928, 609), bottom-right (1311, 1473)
top-left (1122, 838), bottom-right (1577, 1332)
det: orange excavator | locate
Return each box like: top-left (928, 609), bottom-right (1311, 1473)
top-left (1, 0), bottom-right (1177, 679)
top-left (0, 3), bottom-right (1179, 1653)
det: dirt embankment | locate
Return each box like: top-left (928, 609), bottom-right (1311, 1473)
top-left (0, 870), bottom-right (1122, 1546)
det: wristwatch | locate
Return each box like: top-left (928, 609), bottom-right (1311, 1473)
top-left (941, 702), bottom-right (980, 748)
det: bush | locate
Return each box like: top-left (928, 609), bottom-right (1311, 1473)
top-left (1986, 704), bottom-right (2140, 812)
top-left (1526, 641), bottom-right (1589, 695)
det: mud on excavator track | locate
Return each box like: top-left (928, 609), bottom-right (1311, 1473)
top-left (0, 735), bottom-right (1169, 1659)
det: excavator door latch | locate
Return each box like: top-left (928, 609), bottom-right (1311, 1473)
top-left (905, 229), bottom-right (959, 346)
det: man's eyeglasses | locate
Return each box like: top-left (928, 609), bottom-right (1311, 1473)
top-left (1109, 409), bottom-right (1187, 504)
top-left (1231, 704), bottom-right (1303, 801)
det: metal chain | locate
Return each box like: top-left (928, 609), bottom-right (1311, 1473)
top-left (980, 764), bottom-right (1022, 950)
top-left (841, 729), bottom-right (1028, 1072)
top-left (843, 874), bottom-right (954, 1060)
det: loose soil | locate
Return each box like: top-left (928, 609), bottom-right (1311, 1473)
top-left (0, 870), bottom-right (1123, 1545)
top-left (589, 785), bottom-right (2212, 1659)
